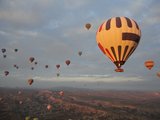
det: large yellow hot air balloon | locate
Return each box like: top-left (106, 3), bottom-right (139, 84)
top-left (96, 17), bottom-right (141, 72)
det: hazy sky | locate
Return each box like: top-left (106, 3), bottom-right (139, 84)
top-left (0, 0), bottom-right (160, 90)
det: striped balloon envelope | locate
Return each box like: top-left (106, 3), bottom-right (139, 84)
top-left (96, 16), bottom-right (141, 72)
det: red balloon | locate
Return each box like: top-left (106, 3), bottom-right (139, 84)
top-left (65, 60), bottom-right (70, 66)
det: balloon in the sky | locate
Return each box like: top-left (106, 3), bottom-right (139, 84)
top-left (85, 23), bottom-right (91, 30)
top-left (3, 54), bottom-right (7, 58)
top-left (34, 62), bottom-right (38, 65)
top-left (14, 64), bottom-right (17, 68)
top-left (4, 71), bottom-right (9, 76)
top-left (14, 49), bottom-right (18, 52)
top-left (65, 60), bottom-right (70, 66)
top-left (28, 79), bottom-right (34, 85)
top-left (56, 64), bottom-right (60, 69)
top-left (31, 67), bottom-right (34, 70)
top-left (96, 17), bottom-right (141, 72)
top-left (56, 73), bottom-right (60, 77)
top-left (144, 60), bottom-right (154, 70)
top-left (47, 104), bottom-right (52, 110)
top-left (29, 57), bottom-right (35, 63)
top-left (45, 65), bottom-right (48, 68)
top-left (78, 51), bottom-right (82, 56)
top-left (1, 48), bottom-right (6, 53)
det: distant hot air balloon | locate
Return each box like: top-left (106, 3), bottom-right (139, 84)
top-left (47, 104), bottom-right (52, 110)
top-left (31, 67), bottom-right (34, 70)
top-left (1, 48), bottom-right (6, 53)
top-left (28, 79), bottom-right (34, 85)
top-left (45, 65), bottom-right (48, 68)
top-left (14, 64), bottom-right (17, 68)
top-left (78, 51), bottom-right (82, 56)
top-left (96, 17), bottom-right (141, 72)
top-left (59, 91), bottom-right (64, 96)
top-left (144, 60), bottom-right (154, 70)
top-left (4, 71), bottom-right (9, 76)
top-left (29, 57), bottom-right (35, 63)
top-left (157, 72), bottom-right (160, 78)
top-left (56, 64), bottom-right (60, 69)
top-left (56, 73), bottom-right (60, 77)
top-left (14, 49), bottom-right (18, 52)
top-left (16, 66), bottom-right (19, 69)
top-left (3, 54), bottom-right (7, 58)
top-left (85, 23), bottom-right (91, 30)
top-left (65, 60), bottom-right (70, 66)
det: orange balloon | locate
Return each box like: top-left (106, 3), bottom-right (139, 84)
top-left (28, 79), bottom-right (34, 85)
top-left (144, 60), bottom-right (154, 70)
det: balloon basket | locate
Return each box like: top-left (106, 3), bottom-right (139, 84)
top-left (115, 68), bottom-right (124, 72)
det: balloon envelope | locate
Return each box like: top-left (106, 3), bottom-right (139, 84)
top-left (144, 60), bottom-right (154, 70)
top-left (56, 64), bottom-right (60, 69)
top-left (1, 48), bottom-right (6, 53)
top-left (29, 57), bottom-right (35, 63)
top-left (78, 51), bottom-right (82, 56)
top-left (28, 79), bottom-right (34, 85)
top-left (96, 17), bottom-right (141, 72)
top-left (85, 23), bottom-right (91, 30)
top-left (4, 71), bottom-right (9, 76)
top-left (65, 60), bottom-right (70, 66)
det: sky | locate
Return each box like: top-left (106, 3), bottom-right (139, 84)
top-left (0, 0), bottom-right (160, 90)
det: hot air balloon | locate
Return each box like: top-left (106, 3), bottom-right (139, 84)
top-left (85, 23), bottom-right (91, 30)
top-left (157, 72), bottom-right (160, 78)
top-left (47, 104), bottom-right (52, 110)
top-left (78, 51), bottom-right (82, 56)
top-left (29, 57), bottom-right (35, 63)
top-left (34, 62), bottom-right (37, 65)
top-left (14, 64), bottom-right (17, 68)
top-left (59, 91), bottom-right (64, 96)
top-left (56, 73), bottom-right (60, 77)
top-left (14, 49), bottom-right (18, 52)
top-left (1, 48), bottom-right (6, 53)
top-left (65, 60), bottom-right (70, 66)
top-left (96, 17), bottom-right (141, 72)
top-left (3, 54), bottom-right (7, 58)
top-left (144, 60), bottom-right (154, 70)
top-left (56, 64), bottom-right (60, 69)
top-left (16, 66), bottom-right (19, 69)
top-left (45, 65), bottom-right (48, 68)
top-left (31, 67), bottom-right (34, 70)
top-left (4, 71), bottom-right (9, 76)
top-left (28, 79), bottom-right (34, 85)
